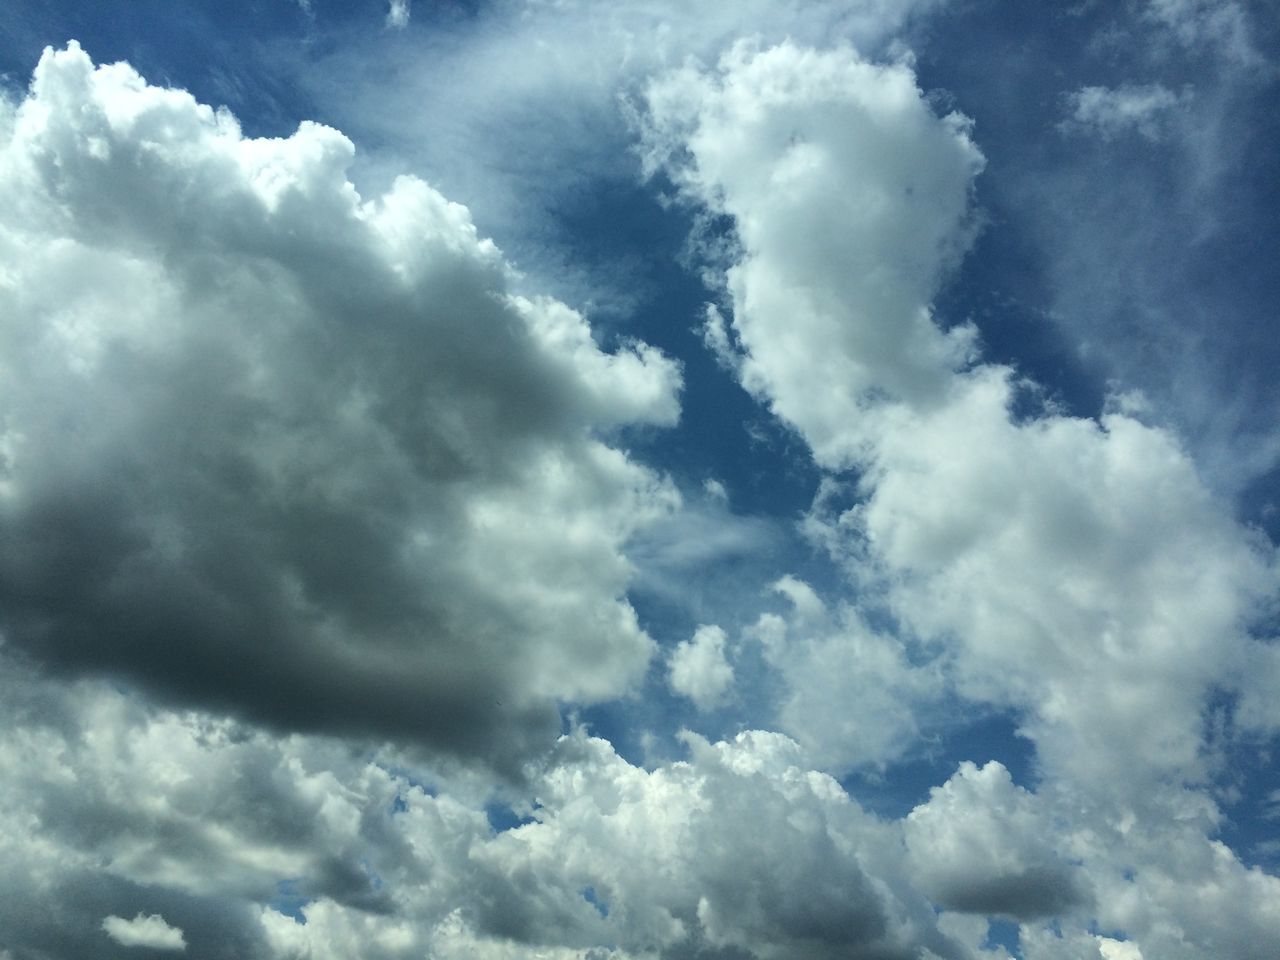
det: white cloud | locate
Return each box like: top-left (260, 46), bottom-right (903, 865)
top-left (101, 914), bottom-right (187, 951)
top-left (641, 36), bottom-right (1280, 956)
top-left (667, 624), bottom-right (734, 710)
top-left (641, 40), bottom-right (984, 467)
top-left (1063, 83), bottom-right (1186, 140)
top-left (904, 762), bottom-right (1088, 920)
top-left (2, 17), bottom-right (1279, 960)
top-left (463, 729), bottom-right (963, 960)
top-left (746, 577), bottom-right (941, 772)
top-left (841, 370), bottom-right (1273, 796)
top-left (294, 0), bottom-right (948, 319)
top-left (643, 35), bottom-right (1277, 805)
top-left (0, 665), bottom-right (970, 959)
top-left (0, 42), bottom-right (681, 770)
top-left (1146, 0), bottom-right (1261, 66)
top-left (1097, 937), bottom-right (1143, 960)
top-left (386, 0), bottom-right (411, 30)
top-left (5, 645), bottom-right (1279, 960)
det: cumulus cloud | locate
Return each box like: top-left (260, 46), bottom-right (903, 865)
top-left (3, 16), bottom-right (1280, 960)
top-left (0, 43), bottom-right (681, 771)
top-left (452, 729), bottom-right (965, 960)
top-left (0, 663), bottom-right (971, 960)
top-left (101, 914), bottom-right (187, 951)
top-left (667, 624), bottom-right (733, 710)
top-left (745, 576), bottom-right (940, 772)
top-left (642, 35), bottom-right (1277, 804)
top-left (834, 368), bottom-right (1274, 796)
top-left (295, 0), bottom-right (949, 321)
top-left (641, 40), bottom-right (984, 467)
top-left (640, 36), bottom-right (1280, 955)
top-left (904, 762), bottom-right (1089, 920)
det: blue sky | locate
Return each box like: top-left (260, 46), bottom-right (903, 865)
top-left (1, 2), bottom-right (1278, 959)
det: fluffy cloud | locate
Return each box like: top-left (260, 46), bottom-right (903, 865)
top-left (745, 576), bottom-right (940, 772)
top-left (0, 662), bottom-right (972, 960)
top-left (840, 368), bottom-right (1274, 796)
top-left (643, 35), bottom-right (1277, 803)
top-left (0, 43), bottom-right (681, 770)
top-left (640, 36), bottom-right (1280, 956)
top-left (101, 914), bottom-right (187, 951)
top-left (642, 40), bottom-right (984, 467)
top-left (295, 0), bottom-right (950, 323)
top-left (399, 728), bottom-right (967, 960)
top-left (667, 624), bottom-right (734, 710)
top-left (904, 762), bottom-right (1088, 920)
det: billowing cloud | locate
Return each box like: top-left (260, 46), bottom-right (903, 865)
top-left (641, 39), bottom-right (984, 467)
top-left (904, 762), bottom-right (1088, 920)
top-left (639, 35), bottom-right (1280, 956)
top-left (641, 34), bottom-right (1277, 803)
top-left (1, 9), bottom-right (1278, 960)
top-left (0, 664), bottom-right (971, 960)
top-left (0, 43), bottom-right (681, 771)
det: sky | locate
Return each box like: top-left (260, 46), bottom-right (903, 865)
top-left (0, 2), bottom-right (1278, 958)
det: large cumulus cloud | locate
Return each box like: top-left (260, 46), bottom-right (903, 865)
top-left (640, 36), bottom-right (1280, 955)
top-left (641, 34), bottom-right (1278, 798)
top-left (0, 661), bottom-right (975, 960)
top-left (0, 42), bottom-right (681, 770)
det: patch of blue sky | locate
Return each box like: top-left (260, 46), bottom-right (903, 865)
top-left (845, 709), bottom-right (1039, 821)
top-left (269, 878), bottom-right (310, 925)
top-left (984, 917), bottom-right (1020, 955)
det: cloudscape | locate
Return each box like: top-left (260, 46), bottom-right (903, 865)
top-left (1, 2), bottom-right (1278, 958)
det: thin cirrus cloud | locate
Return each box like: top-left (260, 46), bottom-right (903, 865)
top-left (0, 3), bottom-right (1278, 960)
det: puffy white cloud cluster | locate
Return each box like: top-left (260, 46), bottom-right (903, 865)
top-left (642, 31), bottom-right (1278, 796)
top-left (10, 653), bottom-right (1277, 959)
top-left (3, 20), bottom-right (1279, 960)
top-left (640, 35), bottom-right (1280, 956)
top-left (0, 43), bottom-right (681, 770)
top-left (0, 663), bottom-right (974, 960)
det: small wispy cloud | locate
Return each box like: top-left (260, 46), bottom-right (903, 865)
top-left (1062, 83), bottom-right (1188, 141)
top-left (386, 0), bottom-right (410, 29)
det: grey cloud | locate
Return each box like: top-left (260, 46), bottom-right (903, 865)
top-left (0, 665), bottom-right (972, 960)
top-left (904, 762), bottom-right (1090, 922)
top-left (0, 43), bottom-right (681, 772)
top-left (460, 730), bottom-right (967, 960)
